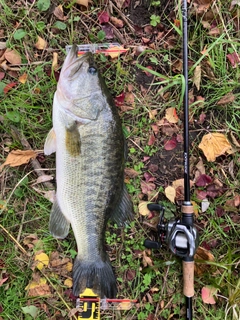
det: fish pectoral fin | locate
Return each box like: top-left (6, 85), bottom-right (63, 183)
top-left (49, 200), bottom-right (70, 239)
top-left (111, 184), bottom-right (134, 227)
top-left (44, 128), bottom-right (56, 155)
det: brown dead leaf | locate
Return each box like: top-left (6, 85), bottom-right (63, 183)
top-left (0, 149), bottom-right (37, 171)
top-left (25, 277), bottom-right (51, 296)
top-left (53, 5), bottom-right (66, 20)
top-left (35, 36), bottom-right (47, 50)
top-left (142, 250), bottom-right (153, 267)
top-left (149, 109), bottom-right (158, 120)
top-left (52, 52), bottom-right (58, 71)
top-left (23, 234), bottom-right (39, 249)
top-left (198, 133), bottom-right (232, 162)
top-left (124, 167), bottom-right (139, 178)
top-left (18, 72), bottom-right (28, 84)
top-left (76, 0), bottom-right (89, 6)
top-left (110, 16), bottom-right (124, 28)
top-left (217, 92), bottom-right (235, 105)
top-left (193, 65), bottom-right (201, 91)
top-left (4, 49), bottom-right (21, 64)
top-left (194, 246), bottom-right (215, 275)
top-left (165, 107), bottom-right (179, 124)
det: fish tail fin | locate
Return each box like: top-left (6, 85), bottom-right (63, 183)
top-left (72, 257), bottom-right (117, 298)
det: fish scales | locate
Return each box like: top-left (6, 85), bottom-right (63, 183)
top-left (44, 45), bottom-right (133, 298)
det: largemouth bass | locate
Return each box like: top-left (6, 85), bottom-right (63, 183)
top-left (44, 45), bottom-right (133, 298)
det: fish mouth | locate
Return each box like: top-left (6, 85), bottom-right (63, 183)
top-left (63, 45), bottom-right (95, 78)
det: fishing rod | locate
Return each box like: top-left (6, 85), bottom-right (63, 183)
top-left (144, 1), bottom-right (199, 319)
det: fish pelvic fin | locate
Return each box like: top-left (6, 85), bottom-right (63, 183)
top-left (72, 257), bottom-right (117, 298)
top-left (111, 184), bottom-right (134, 227)
top-left (49, 200), bottom-right (70, 239)
top-left (44, 128), bottom-right (56, 155)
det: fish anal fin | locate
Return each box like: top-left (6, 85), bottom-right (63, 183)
top-left (44, 128), bottom-right (56, 155)
top-left (111, 184), bottom-right (134, 226)
top-left (49, 200), bottom-right (70, 239)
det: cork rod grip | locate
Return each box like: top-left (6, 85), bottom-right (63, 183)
top-left (183, 261), bottom-right (194, 297)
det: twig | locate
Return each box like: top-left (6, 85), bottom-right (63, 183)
top-left (16, 198), bottom-right (28, 244)
top-left (0, 222), bottom-right (28, 255)
top-left (10, 125), bottom-right (55, 190)
top-left (109, 1), bottom-right (135, 34)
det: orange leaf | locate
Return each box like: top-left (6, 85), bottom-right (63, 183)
top-left (19, 72), bottom-right (28, 84)
top-left (0, 149), bottom-right (37, 171)
top-left (165, 107), bottom-right (179, 123)
top-left (3, 82), bottom-right (18, 93)
top-left (198, 133), bottom-right (232, 162)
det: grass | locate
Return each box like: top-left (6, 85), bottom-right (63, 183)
top-left (0, 0), bottom-right (240, 319)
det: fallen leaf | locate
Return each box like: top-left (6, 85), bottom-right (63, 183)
top-left (142, 250), bottom-right (153, 267)
top-left (141, 181), bottom-right (156, 195)
top-left (124, 168), bottom-right (139, 178)
top-left (125, 92), bottom-right (135, 106)
top-left (52, 52), bottom-right (58, 71)
top-left (3, 82), bottom-right (18, 94)
top-left (165, 186), bottom-right (176, 203)
top-left (110, 16), bottom-right (124, 28)
top-left (25, 277), bottom-right (51, 296)
top-left (143, 172), bottom-right (156, 183)
top-left (35, 252), bottom-right (49, 270)
top-left (98, 11), bottom-right (110, 24)
top-left (193, 65), bottom-right (201, 91)
top-left (64, 278), bottom-right (73, 288)
top-left (107, 46), bottom-right (128, 59)
top-left (201, 286), bottom-right (217, 304)
top-left (31, 175), bottom-right (54, 186)
top-left (149, 109), bottom-right (158, 120)
top-left (115, 92), bottom-right (125, 106)
top-left (21, 306), bottom-right (39, 318)
top-left (143, 66), bottom-right (153, 77)
top-left (148, 134), bottom-right (155, 146)
top-left (195, 174), bottom-right (212, 187)
top-left (35, 36), bottom-right (47, 50)
top-left (18, 72), bottom-right (28, 84)
top-left (201, 198), bottom-right (210, 213)
top-left (23, 234), bottom-right (39, 249)
top-left (164, 137), bottom-right (177, 150)
top-left (53, 5), bottom-right (66, 20)
top-left (0, 149), bottom-right (37, 171)
top-left (217, 92), bottom-right (235, 105)
top-left (195, 246), bottom-right (214, 275)
top-left (76, 0), bottom-right (89, 6)
top-left (4, 49), bottom-right (21, 64)
top-left (198, 133), bottom-right (232, 161)
top-left (138, 202), bottom-right (150, 216)
top-left (0, 72), bottom-right (5, 80)
top-left (226, 52), bottom-right (240, 68)
top-left (165, 107), bottom-right (179, 124)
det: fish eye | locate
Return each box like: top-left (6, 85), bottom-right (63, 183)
top-left (88, 66), bottom-right (97, 75)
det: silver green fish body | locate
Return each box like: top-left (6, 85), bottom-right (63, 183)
top-left (44, 46), bottom-right (133, 298)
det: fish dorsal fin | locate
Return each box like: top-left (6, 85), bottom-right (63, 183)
top-left (111, 184), bottom-right (133, 227)
top-left (44, 128), bottom-right (56, 155)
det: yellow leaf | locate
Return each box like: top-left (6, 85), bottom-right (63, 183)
top-left (35, 36), bottom-right (47, 50)
top-left (35, 252), bottom-right (49, 270)
top-left (138, 202), bottom-right (150, 216)
top-left (25, 277), bottom-right (47, 290)
top-left (165, 186), bottom-right (176, 203)
top-left (19, 72), bottom-right (28, 84)
top-left (193, 65), bottom-right (201, 91)
top-left (64, 278), bottom-right (73, 288)
top-left (0, 150), bottom-right (37, 171)
top-left (165, 107), bottom-right (179, 124)
top-left (198, 133), bottom-right (232, 162)
top-left (191, 201), bottom-right (199, 217)
top-left (107, 46), bottom-right (129, 59)
top-left (65, 262), bottom-right (73, 272)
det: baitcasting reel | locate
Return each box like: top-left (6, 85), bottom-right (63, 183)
top-left (144, 203), bottom-right (199, 258)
